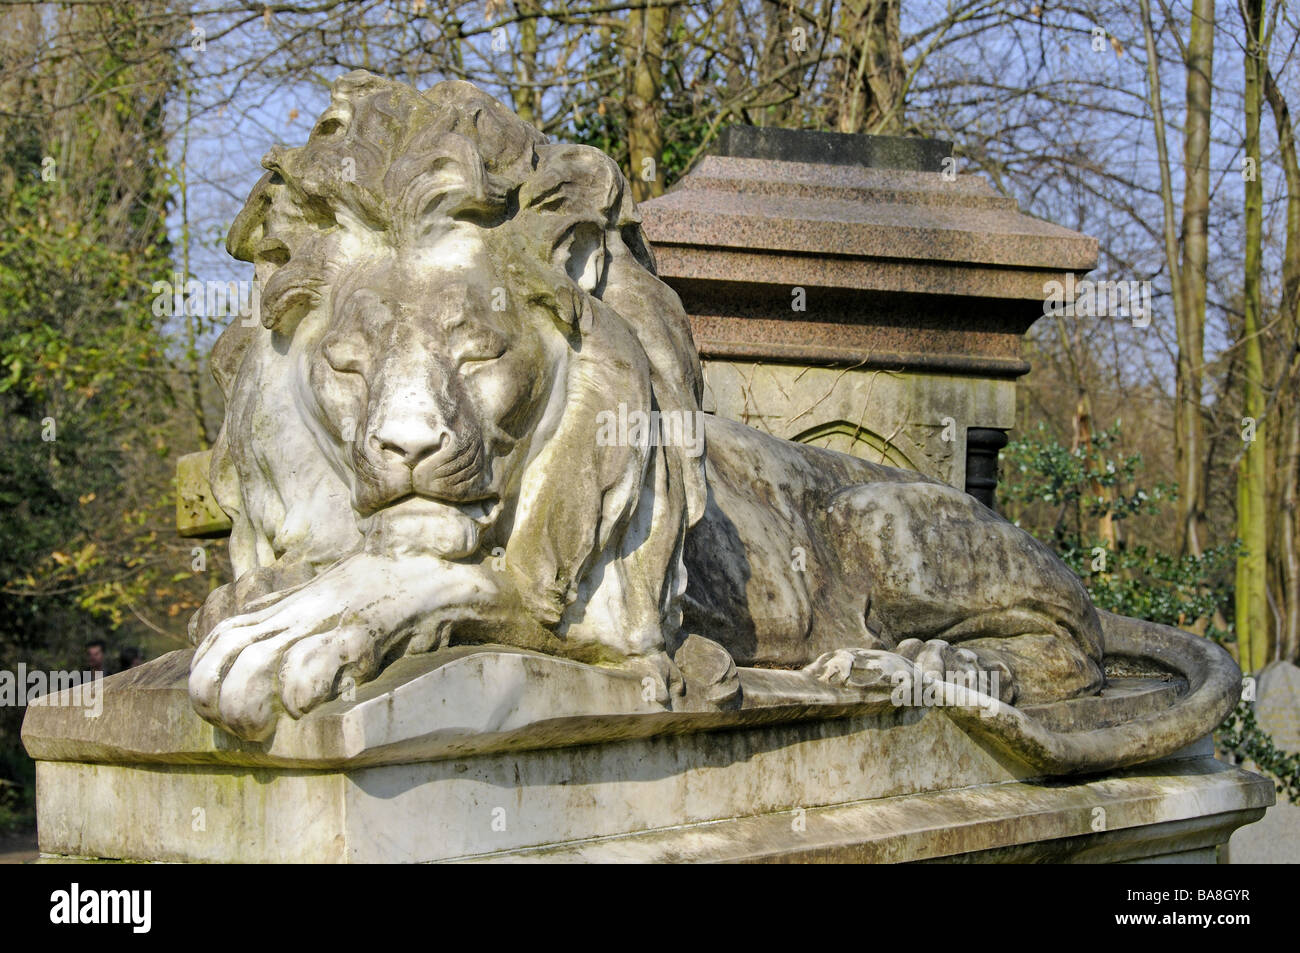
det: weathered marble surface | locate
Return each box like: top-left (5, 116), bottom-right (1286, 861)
top-left (18, 646), bottom-right (1198, 771)
top-left (155, 70), bottom-right (1244, 787)
top-left (35, 738), bottom-right (1268, 864)
top-left (24, 650), bottom-right (1271, 863)
top-left (26, 73), bottom-right (1268, 866)
top-left (699, 363), bottom-right (1014, 492)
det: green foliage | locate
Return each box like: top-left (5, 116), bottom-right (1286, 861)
top-left (1003, 422), bottom-right (1236, 636)
top-left (658, 95), bottom-right (716, 187)
top-left (0, 749), bottom-right (34, 834)
top-left (0, 131), bottom-right (175, 641)
top-left (657, 39), bottom-right (718, 187)
top-left (1002, 422), bottom-right (1300, 804)
top-left (0, 4), bottom-right (203, 819)
top-left (570, 105), bottom-right (627, 172)
top-left (1217, 699), bottom-right (1300, 803)
top-left (0, 185), bottom-right (168, 406)
top-left (1002, 422), bottom-right (1176, 543)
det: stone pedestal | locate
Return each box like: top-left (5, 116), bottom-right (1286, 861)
top-left (23, 649), bottom-right (1271, 864)
top-left (639, 128), bottom-right (1098, 506)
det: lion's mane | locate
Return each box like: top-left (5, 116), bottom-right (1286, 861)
top-left (198, 71), bottom-right (707, 660)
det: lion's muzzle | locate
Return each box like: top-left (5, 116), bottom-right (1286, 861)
top-left (353, 392), bottom-right (492, 512)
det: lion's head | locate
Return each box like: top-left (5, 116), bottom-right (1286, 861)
top-left (201, 71), bottom-right (706, 661)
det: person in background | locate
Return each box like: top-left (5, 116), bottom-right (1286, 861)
top-left (85, 640), bottom-right (106, 675)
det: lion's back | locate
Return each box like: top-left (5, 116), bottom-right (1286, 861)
top-left (684, 416), bottom-right (930, 666)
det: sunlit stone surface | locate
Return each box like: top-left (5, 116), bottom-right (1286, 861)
top-left (24, 72), bottom-right (1270, 863)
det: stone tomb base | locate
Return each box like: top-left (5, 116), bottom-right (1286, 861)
top-left (23, 648), bottom-right (1272, 863)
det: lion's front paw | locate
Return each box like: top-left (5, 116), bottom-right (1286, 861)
top-left (189, 593), bottom-right (388, 742)
top-left (189, 552), bottom-right (503, 740)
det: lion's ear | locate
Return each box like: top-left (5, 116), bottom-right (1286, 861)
top-left (518, 144), bottom-right (627, 297)
top-left (519, 144), bottom-right (622, 218)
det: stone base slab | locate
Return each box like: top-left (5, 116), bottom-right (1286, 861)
top-left (25, 647), bottom-right (1273, 863)
top-left (34, 742), bottom-right (1269, 864)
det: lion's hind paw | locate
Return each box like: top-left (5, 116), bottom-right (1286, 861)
top-left (802, 648), bottom-right (915, 690)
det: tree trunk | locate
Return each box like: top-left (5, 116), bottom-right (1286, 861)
top-left (1176, 0), bottom-right (1214, 558)
top-left (513, 1), bottom-right (539, 127)
top-left (1054, 316), bottom-right (1117, 553)
top-left (623, 1), bottom-right (668, 202)
top-left (1237, 0), bottom-right (1270, 671)
top-left (832, 0), bottom-right (904, 135)
top-left (1263, 60), bottom-right (1300, 660)
top-left (758, 0), bottom-right (797, 126)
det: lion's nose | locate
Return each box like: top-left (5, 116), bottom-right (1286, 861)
top-left (367, 419), bottom-right (451, 467)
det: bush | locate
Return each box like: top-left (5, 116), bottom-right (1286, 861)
top-left (1002, 422), bottom-right (1299, 802)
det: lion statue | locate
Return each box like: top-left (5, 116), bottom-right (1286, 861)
top-left (191, 71), bottom-right (1237, 772)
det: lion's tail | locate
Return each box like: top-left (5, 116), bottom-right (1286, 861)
top-left (942, 610), bottom-right (1241, 775)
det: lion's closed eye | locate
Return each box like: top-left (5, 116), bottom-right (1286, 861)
top-left (454, 327), bottom-right (508, 370)
top-left (457, 338), bottom-right (508, 370)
